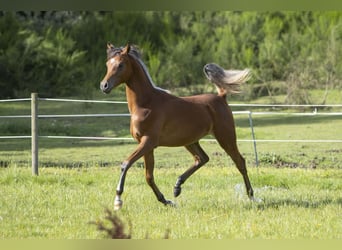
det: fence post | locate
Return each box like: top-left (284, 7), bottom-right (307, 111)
top-left (248, 111), bottom-right (259, 166)
top-left (31, 93), bottom-right (38, 176)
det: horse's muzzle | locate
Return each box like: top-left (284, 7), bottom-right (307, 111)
top-left (100, 81), bottom-right (111, 93)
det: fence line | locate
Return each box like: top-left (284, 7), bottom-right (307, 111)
top-left (0, 98), bottom-right (31, 103)
top-left (229, 103), bottom-right (342, 108)
top-left (0, 135), bottom-right (32, 139)
top-left (31, 93), bottom-right (38, 175)
top-left (2, 112), bottom-right (342, 120)
top-left (38, 114), bottom-right (131, 118)
top-left (3, 135), bottom-right (342, 144)
top-left (36, 136), bottom-right (342, 143)
top-left (0, 115), bottom-right (31, 119)
top-left (1, 93), bottom-right (342, 175)
top-left (3, 96), bottom-right (341, 107)
top-left (247, 111), bottom-right (342, 116)
top-left (38, 97), bottom-right (127, 104)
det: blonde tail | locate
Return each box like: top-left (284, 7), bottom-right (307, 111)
top-left (203, 63), bottom-right (251, 96)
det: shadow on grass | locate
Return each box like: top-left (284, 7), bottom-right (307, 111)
top-left (251, 197), bottom-right (342, 210)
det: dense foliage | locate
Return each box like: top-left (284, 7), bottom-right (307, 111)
top-left (0, 11), bottom-right (341, 103)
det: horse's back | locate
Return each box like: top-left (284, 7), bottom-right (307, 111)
top-left (155, 93), bottom-right (234, 146)
top-left (182, 94), bottom-right (232, 119)
top-left (162, 93), bottom-right (233, 124)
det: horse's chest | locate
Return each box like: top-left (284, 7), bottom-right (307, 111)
top-left (130, 108), bottom-right (153, 140)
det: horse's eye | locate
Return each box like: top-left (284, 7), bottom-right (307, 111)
top-left (118, 63), bottom-right (124, 69)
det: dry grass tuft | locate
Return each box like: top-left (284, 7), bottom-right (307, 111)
top-left (89, 208), bottom-right (131, 239)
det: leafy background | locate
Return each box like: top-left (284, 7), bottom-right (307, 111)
top-left (0, 11), bottom-right (341, 103)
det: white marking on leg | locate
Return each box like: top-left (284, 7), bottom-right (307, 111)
top-left (114, 195), bottom-right (123, 210)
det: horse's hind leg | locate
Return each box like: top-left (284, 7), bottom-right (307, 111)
top-left (215, 132), bottom-right (254, 199)
top-left (228, 149), bottom-right (254, 199)
top-left (174, 142), bottom-right (209, 197)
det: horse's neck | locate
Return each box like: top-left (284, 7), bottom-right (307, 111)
top-left (125, 61), bottom-right (155, 112)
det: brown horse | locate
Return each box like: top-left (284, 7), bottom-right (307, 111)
top-left (100, 43), bottom-right (254, 210)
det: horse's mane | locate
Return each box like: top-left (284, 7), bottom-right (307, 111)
top-left (127, 46), bottom-right (171, 93)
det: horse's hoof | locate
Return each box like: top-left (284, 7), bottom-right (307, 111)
top-left (165, 200), bottom-right (177, 207)
top-left (114, 197), bottom-right (123, 211)
top-left (173, 186), bottom-right (182, 197)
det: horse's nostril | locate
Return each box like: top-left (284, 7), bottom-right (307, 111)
top-left (101, 81), bottom-right (109, 91)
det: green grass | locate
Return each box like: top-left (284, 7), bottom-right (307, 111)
top-left (0, 161), bottom-right (341, 239)
top-left (0, 91), bottom-right (341, 239)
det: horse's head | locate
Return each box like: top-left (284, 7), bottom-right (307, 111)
top-left (100, 43), bottom-right (133, 94)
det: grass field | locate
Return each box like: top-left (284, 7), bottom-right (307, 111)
top-left (0, 91), bottom-right (341, 239)
top-left (0, 155), bottom-right (341, 239)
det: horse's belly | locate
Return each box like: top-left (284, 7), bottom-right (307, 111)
top-left (158, 117), bottom-right (212, 146)
top-left (158, 134), bottom-right (208, 147)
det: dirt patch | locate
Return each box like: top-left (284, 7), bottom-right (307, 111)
top-left (259, 153), bottom-right (309, 169)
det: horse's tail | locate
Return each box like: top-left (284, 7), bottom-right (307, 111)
top-left (203, 63), bottom-right (251, 96)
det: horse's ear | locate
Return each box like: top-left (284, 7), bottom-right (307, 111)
top-left (107, 42), bottom-right (115, 49)
top-left (122, 44), bottom-right (131, 54)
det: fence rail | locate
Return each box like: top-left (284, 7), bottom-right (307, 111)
top-left (229, 103), bottom-right (342, 108)
top-left (1, 93), bottom-right (341, 175)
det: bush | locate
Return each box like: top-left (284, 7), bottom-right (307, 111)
top-left (0, 12), bottom-right (89, 98)
top-left (1, 11), bottom-right (341, 103)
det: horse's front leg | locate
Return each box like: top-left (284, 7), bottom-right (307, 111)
top-left (114, 161), bottom-right (130, 210)
top-left (114, 137), bottom-right (155, 210)
top-left (144, 150), bottom-right (175, 207)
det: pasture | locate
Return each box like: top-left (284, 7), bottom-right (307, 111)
top-left (0, 93), bottom-right (341, 239)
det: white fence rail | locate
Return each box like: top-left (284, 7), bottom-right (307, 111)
top-left (1, 93), bottom-right (342, 175)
